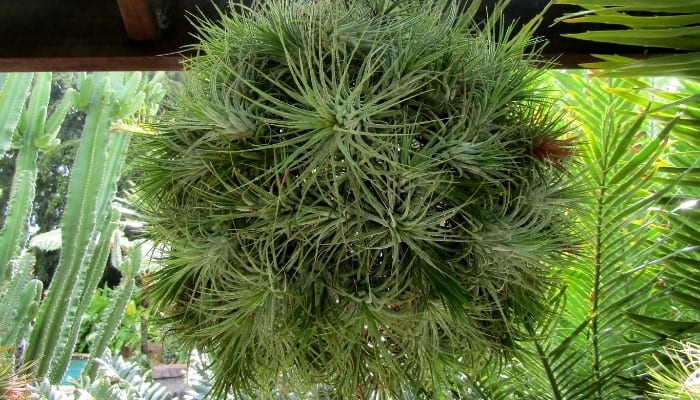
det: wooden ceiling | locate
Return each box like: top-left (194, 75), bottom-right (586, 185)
top-left (0, 0), bottom-right (674, 71)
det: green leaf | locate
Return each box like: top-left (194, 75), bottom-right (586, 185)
top-left (606, 116), bottom-right (674, 187)
top-left (563, 30), bottom-right (700, 50)
top-left (583, 54), bottom-right (700, 78)
top-left (627, 313), bottom-right (700, 336)
top-left (555, 0), bottom-right (700, 13)
top-left (561, 12), bottom-right (700, 28)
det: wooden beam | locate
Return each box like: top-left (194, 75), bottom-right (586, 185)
top-left (116, 0), bottom-right (159, 41)
top-left (0, 56), bottom-right (182, 72)
top-left (0, 0), bottom-right (228, 71)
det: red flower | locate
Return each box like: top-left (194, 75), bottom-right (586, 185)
top-left (532, 135), bottom-right (577, 170)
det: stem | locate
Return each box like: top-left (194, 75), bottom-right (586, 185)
top-left (529, 324), bottom-right (563, 400)
top-left (591, 129), bottom-right (610, 400)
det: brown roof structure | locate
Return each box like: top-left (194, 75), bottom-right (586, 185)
top-left (0, 0), bottom-right (676, 71)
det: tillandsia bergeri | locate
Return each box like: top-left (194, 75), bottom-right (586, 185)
top-left (134, 0), bottom-right (579, 397)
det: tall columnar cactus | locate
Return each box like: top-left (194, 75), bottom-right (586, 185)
top-left (0, 73), bottom-right (71, 281)
top-left (0, 73), bottom-right (70, 355)
top-left (0, 73), bottom-right (33, 154)
top-left (85, 227), bottom-right (142, 379)
top-left (0, 72), bottom-right (164, 387)
top-left (24, 72), bottom-right (164, 383)
top-left (0, 253), bottom-right (42, 350)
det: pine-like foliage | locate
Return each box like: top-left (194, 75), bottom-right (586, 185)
top-left (134, 0), bottom-right (578, 397)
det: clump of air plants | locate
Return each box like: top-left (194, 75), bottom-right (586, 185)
top-left (0, 343), bottom-right (32, 400)
top-left (134, 0), bottom-right (578, 397)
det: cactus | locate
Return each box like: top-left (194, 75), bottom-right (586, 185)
top-left (0, 71), bottom-right (163, 386)
top-left (85, 229), bottom-right (141, 379)
top-left (48, 208), bottom-right (123, 382)
top-left (0, 72), bottom-right (68, 355)
top-left (0, 253), bottom-right (42, 350)
top-left (0, 72), bottom-right (70, 282)
top-left (0, 254), bottom-right (36, 330)
top-left (23, 72), bottom-right (118, 379)
top-left (0, 73), bottom-right (33, 154)
top-left (23, 72), bottom-right (164, 383)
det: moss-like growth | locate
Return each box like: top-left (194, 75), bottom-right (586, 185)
top-left (134, 0), bottom-right (578, 397)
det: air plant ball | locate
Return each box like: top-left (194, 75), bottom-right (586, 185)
top-left (135, 0), bottom-right (576, 397)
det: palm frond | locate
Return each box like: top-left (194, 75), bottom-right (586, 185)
top-left (502, 72), bottom-right (700, 400)
top-left (553, 0), bottom-right (700, 76)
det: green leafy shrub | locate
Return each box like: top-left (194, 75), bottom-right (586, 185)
top-left (134, 0), bottom-right (578, 397)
